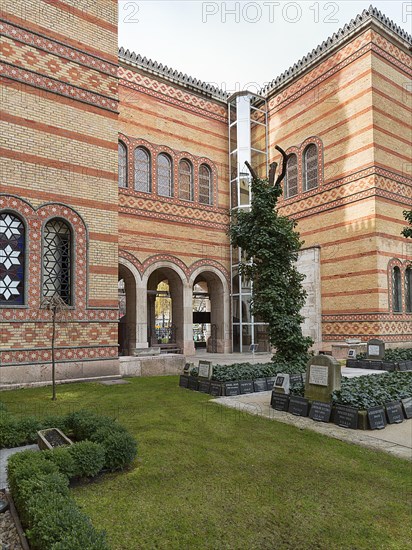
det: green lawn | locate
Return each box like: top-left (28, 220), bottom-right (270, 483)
top-left (1, 377), bottom-right (411, 550)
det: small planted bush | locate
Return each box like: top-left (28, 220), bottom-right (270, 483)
top-left (92, 427), bottom-right (138, 471)
top-left (66, 410), bottom-right (115, 440)
top-left (26, 492), bottom-right (109, 550)
top-left (68, 440), bottom-right (106, 478)
top-left (43, 446), bottom-right (76, 479)
top-left (211, 360), bottom-right (308, 383)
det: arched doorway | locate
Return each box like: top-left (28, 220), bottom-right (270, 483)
top-left (118, 263), bottom-right (137, 356)
top-left (147, 267), bottom-right (184, 352)
top-left (190, 269), bottom-right (231, 353)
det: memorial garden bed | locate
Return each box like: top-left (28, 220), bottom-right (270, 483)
top-left (0, 407), bottom-right (138, 550)
top-left (270, 371), bottom-right (412, 430)
top-left (347, 347), bottom-right (412, 371)
top-left (179, 361), bottom-right (306, 396)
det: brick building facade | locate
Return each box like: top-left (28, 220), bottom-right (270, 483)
top-left (1, 4), bottom-right (411, 385)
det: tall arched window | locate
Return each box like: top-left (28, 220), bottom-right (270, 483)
top-left (134, 147), bottom-right (151, 192)
top-left (118, 141), bottom-right (127, 188)
top-left (303, 144), bottom-right (318, 191)
top-left (157, 154), bottom-right (173, 197)
top-left (285, 154), bottom-right (298, 198)
top-left (0, 212), bottom-right (25, 305)
top-left (199, 164), bottom-right (212, 205)
top-left (43, 219), bottom-right (72, 305)
top-left (406, 267), bottom-right (412, 313)
top-left (392, 266), bottom-right (402, 312)
top-left (179, 159), bottom-right (193, 201)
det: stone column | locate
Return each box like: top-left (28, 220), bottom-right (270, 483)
top-left (182, 281), bottom-right (195, 355)
top-left (134, 285), bottom-right (148, 349)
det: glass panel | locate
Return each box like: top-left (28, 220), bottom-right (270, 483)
top-left (241, 324), bottom-right (253, 349)
top-left (232, 324), bottom-right (240, 352)
top-left (285, 154), bottom-right (298, 198)
top-left (251, 149), bottom-right (267, 179)
top-left (393, 267), bottom-right (402, 312)
top-left (230, 151), bottom-right (238, 182)
top-left (232, 296), bottom-right (240, 322)
top-left (304, 144), bottom-right (318, 191)
top-left (230, 124), bottom-right (237, 153)
top-left (134, 147), bottom-right (151, 192)
top-left (43, 219), bottom-right (72, 305)
top-left (199, 164), bottom-right (212, 205)
top-left (229, 102), bottom-right (237, 124)
top-left (406, 268), bottom-right (412, 313)
top-left (0, 213), bottom-right (25, 305)
top-left (118, 142), bottom-right (127, 188)
top-left (179, 159), bottom-right (193, 201)
top-left (157, 154), bottom-right (172, 197)
top-left (239, 174), bottom-right (250, 206)
top-left (254, 324), bottom-right (270, 352)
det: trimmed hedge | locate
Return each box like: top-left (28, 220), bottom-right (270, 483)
top-left (4, 408), bottom-right (138, 550)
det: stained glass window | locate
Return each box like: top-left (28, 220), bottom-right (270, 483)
top-left (43, 219), bottom-right (72, 305)
top-left (179, 159), bottom-right (193, 201)
top-left (0, 213), bottom-right (25, 306)
top-left (406, 267), bottom-right (412, 313)
top-left (118, 141), bottom-right (127, 188)
top-left (199, 164), bottom-right (212, 205)
top-left (157, 154), bottom-right (173, 197)
top-left (303, 144), bottom-right (318, 191)
top-left (393, 266), bottom-right (402, 312)
top-left (134, 147), bottom-right (151, 192)
top-left (285, 154), bottom-right (298, 198)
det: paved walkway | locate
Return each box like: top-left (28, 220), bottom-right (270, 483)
top-left (211, 391), bottom-right (412, 461)
top-left (0, 445), bottom-right (39, 490)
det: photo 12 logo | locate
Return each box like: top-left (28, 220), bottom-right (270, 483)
top-left (202, 2), bottom-right (340, 24)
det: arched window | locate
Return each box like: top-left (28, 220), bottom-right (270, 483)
top-left (199, 164), bottom-right (212, 205)
top-left (118, 141), bottom-right (127, 188)
top-left (0, 212), bottom-right (25, 305)
top-left (406, 267), bottom-right (412, 313)
top-left (285, 154), bottom-right (298, 198)
top-left (43, 219), bottom-right (72, 305)
top-left (157, 154), bottom-right (173, 197)
top-left (303, 144), bottom-right (318, 191)
top-left (179, 159), bottom-right (193, 201)
top-left (392, 266), bottom-right (402, 312)
top-left (134, 147), bottom-right (151, 193)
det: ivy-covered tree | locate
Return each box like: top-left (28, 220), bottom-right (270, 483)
top-left (229, 146), bottom-right (313, 365)
top-left (402, 210), bottom-right (412, 238)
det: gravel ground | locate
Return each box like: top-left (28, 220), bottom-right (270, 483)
top-left (0, 491), bottom-right (23, 550)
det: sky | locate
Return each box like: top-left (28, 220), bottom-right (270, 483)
top-left (118, 1), bottom-right (410, 94)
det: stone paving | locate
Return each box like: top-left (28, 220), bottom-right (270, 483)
top-left (211, 391), bottom-right (412, 461)
top-left (0, 445), bottom-right (39, 491)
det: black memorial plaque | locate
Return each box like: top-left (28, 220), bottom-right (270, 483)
top-left (179, 375), bottom-right (189, 388)
top-left (309, 401), bottom-right (332, 423)
top-left (367, 406), bottom-right (387, 430)
top-left (346, 359), bottom-right (358, 368)
top-left (253, 378), bottom-right (268, 392)
top-left (401, 397), bottom-right (412, 419)
top-left (289, 373), bottom-right (303, 385)
top-left (198, 380), bottom-right (211, 394)
top-left (239, 380), bottom-right (254, 394)
top-left (288, 396), bottom-right (309, 417)
top-left (224, 381), bottom-right (240, 396)
top-left (266, 377), bottom-right (276, 391)
top-left (369, 360), bottom-right (383, 370)
top-left (382, 361), bottom-right (395, 372)
top-left (385, 401), bottom-right (404, 424)
top-left (271, 392), bottom-right (289, 411)
top-left (209, 382), bottom-right (223, 397)
top-left (398, 362), bottom-right (409, 372)
top-left (334, 404), bottom-right (358, 429)
top-left (188, 377), bottom-right (199, 391)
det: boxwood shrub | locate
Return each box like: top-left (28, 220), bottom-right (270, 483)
top-left (5, 408), bottom-right (138, 550)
